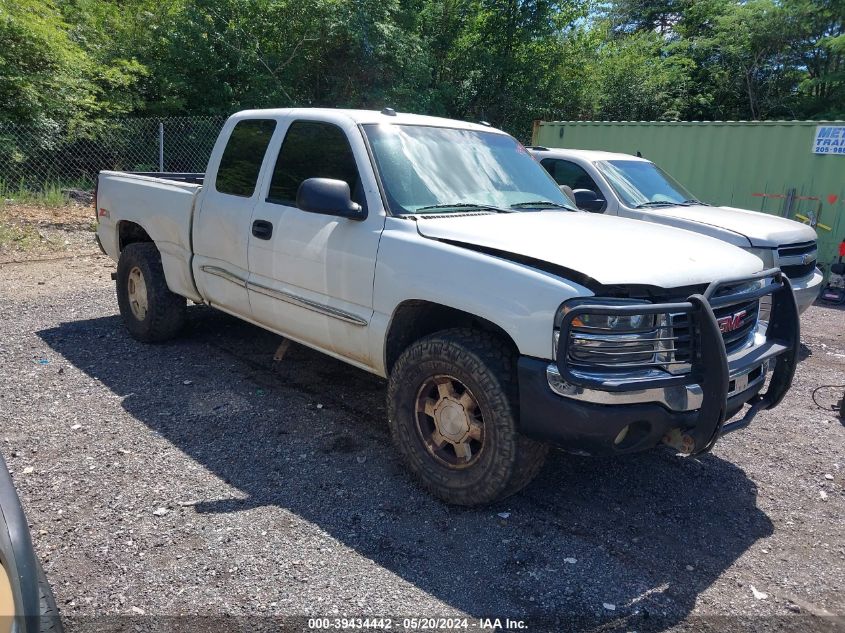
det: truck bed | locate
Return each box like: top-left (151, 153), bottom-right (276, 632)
top-left (96, 170), bottom-right (204, 302)
top-left (129, 172), bottom-right (205, 185)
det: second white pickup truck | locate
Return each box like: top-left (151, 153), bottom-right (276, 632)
top-left (529, 147), bottom-right (823, 313)
top-left (95, 108), bottom-right (799, 505)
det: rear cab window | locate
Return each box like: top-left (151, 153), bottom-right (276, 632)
top-left (215, 119), bottom-right (277, 197)
top-left (267, 121), bottom-right (364, 209)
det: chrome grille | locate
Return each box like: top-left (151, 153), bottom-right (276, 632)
top-left (671, 298), bottom-right (759, 362)
top-left (777, 241), bottom-right (816, 279)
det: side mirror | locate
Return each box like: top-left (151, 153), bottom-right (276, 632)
top-left (573, 188), bottom-right (606, 213)
top-left (296, 178), bottom-right (366, 220)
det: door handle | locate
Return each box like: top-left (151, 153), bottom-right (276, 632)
top-left (252, 219), bottom-right (273, 240)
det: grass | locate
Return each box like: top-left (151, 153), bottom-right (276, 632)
top-left (0, 216), bottom-right (43, 251)
top-left (0, 181), bottom-right (97, 257)
top-left (0, 184), bottom-right (95, 256)
top-left (0, 181), bottom-right (82, 207)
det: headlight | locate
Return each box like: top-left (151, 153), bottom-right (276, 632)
top-left (747, 247), bottom-right (775, 268)
top-left (553, 298), bottom-right (660, 365)
top-left (570, 312), bottom-right (655, 331)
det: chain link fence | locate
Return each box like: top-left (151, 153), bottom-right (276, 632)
top-left (0, 116), bottom-right (226, 194)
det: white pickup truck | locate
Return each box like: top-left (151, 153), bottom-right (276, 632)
top-left (95, 108), bottom-right (799, 505)
top-left (529, 147), bottom-right (822, 313)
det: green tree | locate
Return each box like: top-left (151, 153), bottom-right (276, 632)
top-left (0, 0), bottom-right (96, 124)
top-left (692, 0), bottom-right (797, 119)
top-left (607, 0), bottom-right (684, 35)
top-left (418, 0), bottom-right (587, 137)
top-left (2, 0), bottom-right (845, 134)
top-left (784, 0), bottom-right (845, 118)
top-left (587, 26), bottom-right (691, 120)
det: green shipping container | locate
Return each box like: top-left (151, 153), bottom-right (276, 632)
top-left (532, 120), bottom-right (845, 272)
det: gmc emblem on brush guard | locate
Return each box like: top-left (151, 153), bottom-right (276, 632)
top-left (717, 310), bottom-right (747, 333)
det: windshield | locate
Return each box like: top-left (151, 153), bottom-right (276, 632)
top-left (596, 160), bottom-right (699, 207)
top-left (362, 124), bottom-right (574, 214)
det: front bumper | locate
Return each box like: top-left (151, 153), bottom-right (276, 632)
top-left (791, 268), bottom-right (823, 314)
top-left (519, 356), bottom-right (775, 454)
top-left (545, 348), bottom-right (774, 413)
top-left (518, 270), bottom-right (800, 455)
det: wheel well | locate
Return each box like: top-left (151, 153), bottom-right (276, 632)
top-left (118, 221), bottom-right (153, 252)
top-left (384, 300), bottom-right (518, 374)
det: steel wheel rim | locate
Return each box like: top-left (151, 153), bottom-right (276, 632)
top-left (127, 266), bottom-right (148, 320)
top-left (415, 374), bottom-right (485, 469)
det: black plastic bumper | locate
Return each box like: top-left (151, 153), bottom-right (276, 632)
top-left (519, 356), bottom-right (771, 454)
top-left (520, 270), bottom-right (800, 455)
top-left (520, 355), bottom-right (689, 453)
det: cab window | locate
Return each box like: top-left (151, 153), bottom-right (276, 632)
top-left (541, 158), bottom-right (601, 194)
top-left (267, 121), bottom-right (363, 208)
top-left (215, 119), bottom-right (277, 197)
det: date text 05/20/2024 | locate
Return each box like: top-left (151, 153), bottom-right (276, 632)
top-left (307, 617), bottom-right (528, 630)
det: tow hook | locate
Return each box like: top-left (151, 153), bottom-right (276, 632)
top-left (662, 428), bottom-right (695, 454)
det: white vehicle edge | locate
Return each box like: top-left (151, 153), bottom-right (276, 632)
top-left (529, 147), bottom-right (822, 314)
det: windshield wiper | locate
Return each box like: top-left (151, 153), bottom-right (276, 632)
top-left (682, 199), bottom-right (708, 206)
top-left (415, 203), bottom-right (512, 214)
top-left (510, 200), bottom-right (576, 211)
top-left (635, 201), bottom-right (677, 208)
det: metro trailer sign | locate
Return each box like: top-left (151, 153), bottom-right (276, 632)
top-left (812, 125), bottom-right (845, 154)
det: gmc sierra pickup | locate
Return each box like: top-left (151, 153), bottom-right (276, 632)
top-left (529, 146), bottom-right (822, 313)
top-left (95, 108), bottom-right (799, 505)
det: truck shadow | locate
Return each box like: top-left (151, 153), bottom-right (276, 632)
top-left (38, 307), bottom-right (773, 631)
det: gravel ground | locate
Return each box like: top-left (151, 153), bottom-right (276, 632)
top-left (0, 250), bottom-right (843, 632)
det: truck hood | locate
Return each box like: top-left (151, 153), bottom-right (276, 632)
top-left (635, 204), bottom-right (817, 249)
top-left (415, 212), bottom-right (765, 289)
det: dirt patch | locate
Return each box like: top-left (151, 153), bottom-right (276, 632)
top-left (0, 202), bottom-right (98, 263)
top-left (2, 201), bottom-right (95, 228)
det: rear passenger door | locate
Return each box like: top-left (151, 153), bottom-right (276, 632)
top-left (247, 119), bottom-right (385, 368)
top-left (193, 118), bottom-right (277, 315)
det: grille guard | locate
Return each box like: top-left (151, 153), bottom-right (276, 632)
top-left (556, 268), bottom-right (800, 454)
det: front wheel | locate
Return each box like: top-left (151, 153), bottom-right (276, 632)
top-left (116, 242), bottom-right (186, 343)
top-left (386, 329), bottom-right (548, 505)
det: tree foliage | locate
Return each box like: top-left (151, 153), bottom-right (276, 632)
top-left (0, 0), bottom-right (842, 139)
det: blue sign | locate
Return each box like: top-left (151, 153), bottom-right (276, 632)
top-left (812, 125), bottom-right (845, 154)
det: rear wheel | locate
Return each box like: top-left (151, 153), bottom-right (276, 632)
top-left (387, 328), bottom-right (548, 505)
top-left (116, 243), bottom-right (186, 343)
